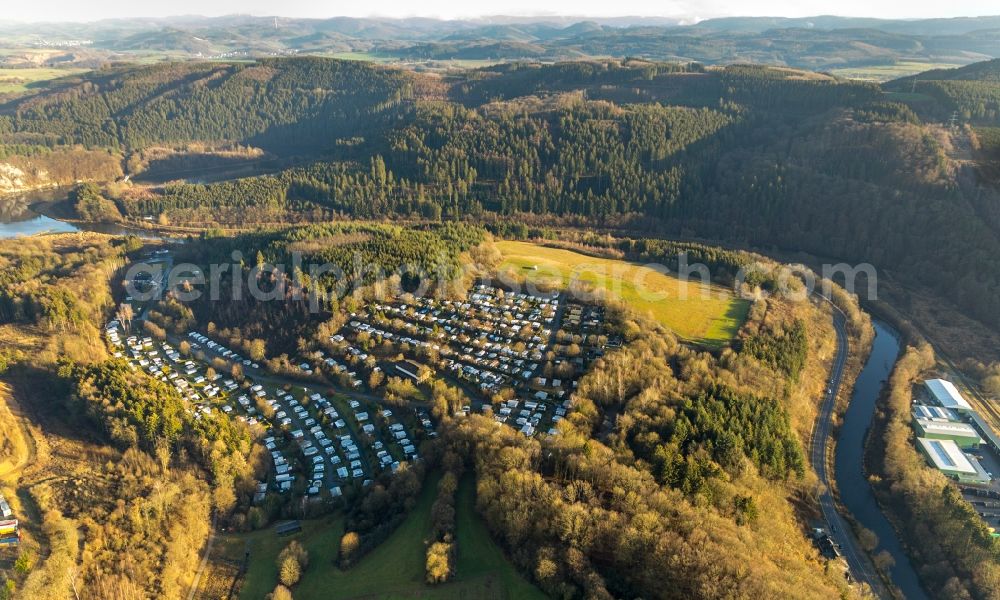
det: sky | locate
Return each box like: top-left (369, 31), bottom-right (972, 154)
top-left (3, 0), bottom-right (998, 23)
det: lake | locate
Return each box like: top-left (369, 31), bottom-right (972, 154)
top-left (0, 190), bottom-right (163, 239)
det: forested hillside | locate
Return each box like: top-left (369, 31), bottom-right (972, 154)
top-left (0, 57), bottom-right (418, 153)
top-left (3, 56), bottom-right (1000, 335)
top-left (886, 58), bottom-right (1000, 122)
top-left (440, 294), bottom-right (855, 599)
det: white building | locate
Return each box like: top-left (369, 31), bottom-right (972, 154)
top-left (924, 379), bottom-right (973, 413)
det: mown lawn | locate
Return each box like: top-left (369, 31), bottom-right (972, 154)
top-left (496, 240), bottom-right (749, 346)
top-left (229, 472), bottom-right (543, 599)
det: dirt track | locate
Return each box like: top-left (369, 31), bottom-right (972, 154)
top-left (0, 382), bottom-right (37, 486)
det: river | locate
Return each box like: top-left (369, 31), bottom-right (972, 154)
top-left (835, 320), bottom-right (927, 599)
top-left (0, 189), bottom-right (163, 239)
top-left (0, 186), bottom-right (938, 597)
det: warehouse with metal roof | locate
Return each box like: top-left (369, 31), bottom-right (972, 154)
top-left (916, 437), bottom-right (991, 483)
top-left (924, 379), bottom-right (973, 412)
top-left (912, 404), bottom-right (961, 422)
top-left (912, 418), bottom-right (982, 449)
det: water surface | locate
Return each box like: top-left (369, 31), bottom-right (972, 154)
top-left (836, 320), bottom-right (927, 599)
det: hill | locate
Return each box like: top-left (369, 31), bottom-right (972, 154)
top-left (885, 59), bottom-right (1000, 123)
top-left (694, 15), bottom-right (1000, 35)
top-left (3, 56), bottom-right (997, 336)
top-left (0, 57), bottom-right (418, 153)
top-left (891, 58), bottom-right (1000, 83)
top-left (3, 56), bottom-right (1000, 340)
top-left (1, 15), bottom-right (999, 70)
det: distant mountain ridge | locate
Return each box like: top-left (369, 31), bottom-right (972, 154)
top-left (1, 14), bottom-right (999, 69)
top-left (692, 15), bottom-right (1000, 35)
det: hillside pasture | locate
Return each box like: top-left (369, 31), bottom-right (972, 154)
top-left (0, 67), bottom-right (87, 95)
top-left (830, 61), bottom-right (961, 82)
top-left (496, 240), bottom-right (749, 346)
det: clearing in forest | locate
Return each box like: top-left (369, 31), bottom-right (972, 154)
top-left (496, 240), bottom-right (749, 346)
top-left (229, 473), bottom-right (541, 599)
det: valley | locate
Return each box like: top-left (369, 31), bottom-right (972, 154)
top-left (1, 14), bottom-right (1000, 600)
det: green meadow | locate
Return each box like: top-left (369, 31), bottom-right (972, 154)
top-left (496, 240), bottom-right (749, 346)
top-left (230, 474), bottom-right (542, 599)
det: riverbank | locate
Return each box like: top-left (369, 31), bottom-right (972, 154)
top-left (835, 321), bottom-right (928, 599)
top-left (0, 190), bottom-right (180, 240)
top-left (859, 293), bottom-right (1000, 599)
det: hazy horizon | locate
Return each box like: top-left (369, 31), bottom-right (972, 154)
top-left (3, 1), bottom-right (999, 25)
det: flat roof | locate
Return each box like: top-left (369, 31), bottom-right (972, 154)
top-left (924, 379), bottom-right (973, 411)
top-left (914, 418), bottom-right (981, 440)
top-left (912, 404), bottom-right (961, 422)
top-left (917, 437), bottom-right (977, 474)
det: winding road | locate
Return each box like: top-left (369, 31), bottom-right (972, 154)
top-left (810, 307), bottom-right (887, 597)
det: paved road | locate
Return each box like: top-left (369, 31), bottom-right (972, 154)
top-left (810, 306), bottom-right (887, 597)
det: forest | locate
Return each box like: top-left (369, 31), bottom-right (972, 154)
top-left (0, 38), bottom-right (999, 600)
top-left (5, 57), bottom-right (993, 335)
top-left (435, 304), bottom-right (852, 599)
top-left (0, 58), bottom-right (418, 154)
top-left (0, 232), bottom-right (251, 600)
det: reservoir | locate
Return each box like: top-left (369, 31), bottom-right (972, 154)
top-left (0, 190), bottom-right (162, 239)
top-left (0, 192), bottom-right (79, 237)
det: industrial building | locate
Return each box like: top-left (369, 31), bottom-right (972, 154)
top-left (912, 418), bottom-right (983, 449)
top-left (917, 437), bottom-right (991, 483)
top-left (925, 379), bottom-right (973, 413)
top-left (912, 404), bottom-right (961, 422)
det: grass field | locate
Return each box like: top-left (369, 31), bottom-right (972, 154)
top-left (0, 68), bottom-right (87, 94)
top-left (496, 240), bottom-right (750, 346)
top-left (829, 61), bottom-right (960, 82)
top-left (225, 472), bottom-right (541, 599)
top-left (230, 514), bottom-right (346, 599)
top-left (450, 477), bottom-right (545, 599)
top-left (323, 52), bottom-right (394, 63)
